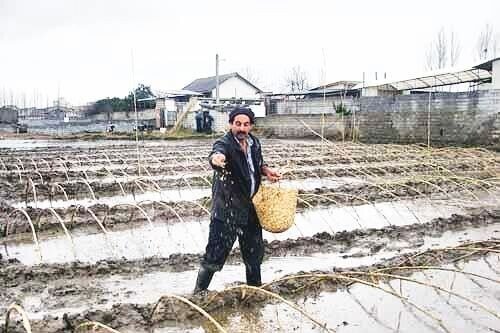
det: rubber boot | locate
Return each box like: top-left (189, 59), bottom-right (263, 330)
top-left (193, 266), bottom-right (215, 294)
top-left (245, 264), bottom-right (262, 287)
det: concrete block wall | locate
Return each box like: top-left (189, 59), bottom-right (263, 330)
top-left (213, 110), bottom-right (229, 132)
top-left (16, 108), bottom-right (157, 135)
top-left (256, 114), bottom-right (348, 138)
top-left (356, 90), bottom-right (500, 144)
top-left (17, 119), bottom-right (156, 135)
top-left (260, 90), bottom-right (500, 144)
top-left (0, 124), bottom-right (15, 133)
top-left (181, 110), bottom-right (230, 133)
top-left (182, 112), bottom-right (195, 130)
top-left (110, 109), bottom-right (156, 121)
top-left (180, 109), bottom-right (272, 134)
top-left (275, 96), bottom-right (358, 115)
top-left (0, 109), bottom-right (18, 123)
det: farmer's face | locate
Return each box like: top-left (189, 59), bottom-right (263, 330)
top-left (230, 114), bottom-right (253, 141)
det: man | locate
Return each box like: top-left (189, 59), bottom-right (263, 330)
top-left (203, 111), bottom-right (214, 134)
top-left (195, 111), bottom-right (203, 132)
top-left (193, 106), bottom-right (281, 293)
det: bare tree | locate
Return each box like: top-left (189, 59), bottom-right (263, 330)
top-left (285, 66), bottom-right (309, 92)
top-left (425, 27), bottom-right (449, 70)
top-left (241, 67), bottom-right (262, 88)
top-left (425, 27), bottom-right (463, 70)
top-left (476, 23), bottom-right (495, 60)
top-left (449, 30), bottom-right (461, 67)
top-left (436, 28), bottom-right (447, 69)
top-left (425, 45), bottom-right (435, 71)
top-left (493, 36), bottom-right (499, 58)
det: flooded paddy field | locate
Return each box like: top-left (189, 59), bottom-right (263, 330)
top-left (1, 138), bottom-right (499, 332)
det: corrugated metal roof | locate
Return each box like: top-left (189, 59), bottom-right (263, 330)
top-left (154, 89), bottom-right (202, 98)
top-left (353, 60), bottom-right (494, 91)
top-left (267, 89), bottom-right (354, 97)
top-left (309, 80), bottom-right (360, 91)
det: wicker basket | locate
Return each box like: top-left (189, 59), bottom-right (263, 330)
top-left (252, 185), bottom-right (298, 233)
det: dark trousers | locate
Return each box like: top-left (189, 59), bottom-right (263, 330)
top-left (195, 119), bottom-right (202, 132)
top-left (201, 217), bottom-right (264, 272)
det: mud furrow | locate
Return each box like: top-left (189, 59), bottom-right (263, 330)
top-left (1, 209), bottom-right (497, 286)
top-left (2, 176), bottom-right (496, 236)
top-left (1, 240), bottom-right (498, 333)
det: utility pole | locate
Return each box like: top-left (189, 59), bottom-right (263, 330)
top-left (131, 49), bottom-right (141, 177)
top-left (321, 49), bottom-right (327, 153)
top-left (215, 53), bottom-right (220, 105)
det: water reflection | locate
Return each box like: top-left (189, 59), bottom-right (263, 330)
top-left (2, 198), bottom-right (470, 265)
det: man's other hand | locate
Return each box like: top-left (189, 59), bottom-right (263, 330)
top-left (211, 153), bottom-right (226, 168)
top-left (263, 166), bottom-right (281, 182)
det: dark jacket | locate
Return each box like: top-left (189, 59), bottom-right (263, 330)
top-left (209, 131), bottom-right (265, 225)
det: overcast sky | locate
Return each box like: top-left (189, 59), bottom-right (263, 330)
top-left (1, 0), bottom-right (499, 106)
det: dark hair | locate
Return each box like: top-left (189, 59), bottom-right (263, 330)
top-left (228, 107), bottom-right (255, 124)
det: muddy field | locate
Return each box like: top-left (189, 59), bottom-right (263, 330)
top-left (0, 138), bottom-right (499, 333)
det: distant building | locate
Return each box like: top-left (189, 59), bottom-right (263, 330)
top-left (18, 105), bottom-right (67, 120)
top-left (264, 57), bottom-right (500, 116)
top-left (154, 90), bottom-right (202, 128)
top-left (0, 105), bottom-right (18, 123)
top-left (183, 72), bottom-right (262, 99)
top-left (17, 99), bottom-right (87, 121)
top-left (153, 73), bottom-right (266, 132)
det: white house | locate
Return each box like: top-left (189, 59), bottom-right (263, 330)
top-left (182, 73), bottom-right (265, 131)
top-left (154, 73), bottom-right (265, 132)
top-left (183, 72), bottom-right (262, 100)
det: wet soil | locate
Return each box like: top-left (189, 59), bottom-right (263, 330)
top-left (1, 139), bottom-right (499, 332)
top-left (0, 140), bottom-right (496, 181)
top-left (1, 176), bottom-right (496, 237)
top-left (1, 239), bottom-right (498, 333)
top-left (0, 156), bottom-right (495, 199)
top-left (1, 208), bottom-right (497, 286)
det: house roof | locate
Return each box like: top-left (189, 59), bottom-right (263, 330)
top-left (182, 72), bottom-right (262, 93)
top-left (474, 57), bottom-right (500, 71)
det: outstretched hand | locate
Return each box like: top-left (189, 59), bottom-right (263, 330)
top-left (211, 153), bottom-right (226, 168)
top-left (263, 166), bottom-right (281, 182)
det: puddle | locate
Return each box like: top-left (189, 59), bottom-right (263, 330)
top-left (196, 256), bottom-right (500, 333)
top-left (92, 172), bottom-right (205, 184)
top-left (0, 139), bottom-right (63, 150)
top-left (13, 187), bottom-right (212, 209)
top-left (1, 198), bottom-right (473, 265)
top-left (277, 177), bottom-right (367, 191)
top-left (52, 224), bottom-right (500, 303)
top-left (11, 241), bottom-right (500, 328)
